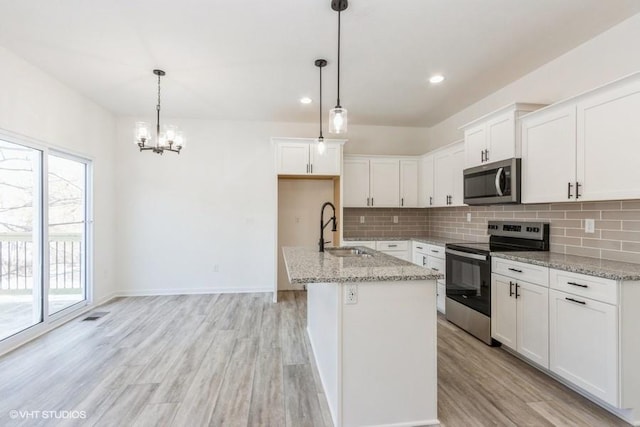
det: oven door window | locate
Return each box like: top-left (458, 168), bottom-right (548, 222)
top-left (446, 255), bottom-right (491, 316)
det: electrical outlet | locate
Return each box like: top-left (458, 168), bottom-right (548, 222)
top-left (393, 216), bottom-right (399, 224)
top-left (360, 216), bottom-right (365, 224)
top-left (345, 284), bottom-right (358, 304)
top-left (467, 213), bottom-right (472, 222)
top-left (585, 219), bottom-right (595, 234)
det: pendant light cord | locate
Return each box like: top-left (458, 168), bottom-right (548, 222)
top-left (319, 64), bottom-right (324, 139)
top-left (336, 9), bottom-right (341, 108)
top-left (156, 73), bottom-right (162, 141)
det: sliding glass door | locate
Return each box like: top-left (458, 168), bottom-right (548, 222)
top-left (48, 153), bottom-right (88, 315)
top-left (0, 140), bottom-right (42, 341)
top-left (0, 137), bottom-right (91, 342)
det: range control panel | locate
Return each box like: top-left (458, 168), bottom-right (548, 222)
top-left (487, 220), bottom-right (548, 241)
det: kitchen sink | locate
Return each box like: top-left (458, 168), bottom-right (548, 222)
top-left (325, 247), bottom-right (372, 257)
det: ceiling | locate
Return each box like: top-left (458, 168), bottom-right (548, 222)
top-left (1, 0), bottom-right (639, 127)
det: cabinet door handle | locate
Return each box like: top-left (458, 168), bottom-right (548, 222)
top-left (509, 281), bottom-right (514, 297)
top-left (310, 164), bottom-right (313, 174)
top-left (422, 256), bottom-right (426, 266)
top-left (481, 150), bottom-right (485, 163)
top-left (401, 198), bottom-right (404, 207)
top-left (576, 182), bottom-right (582, 199)
top-left (508, 268), bottom-right (523, 273)
top-left (566, 297), bottom-right (586, 305)
top-left (306, 164), bottom-right (309, 173)
top-left (567, 281), bottom-right (588, 288)
top-left (485, 149), bottom-right (489, 162)
top-left (371, 198), bottom-right (374, 206)
top-left (515, 283), bottom-right (520, 299)
top-left (367, 197), bottom-right (370, 206)
top-left (429, 196), bottom-right (433, 206)
top-left (567, 182), bottom-right (573, 199)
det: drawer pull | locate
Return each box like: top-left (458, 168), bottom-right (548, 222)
top-left (388, 244), bottom-right (398, 248)
top-left (566, 297), bottom-right (586, 305)
top-left (508, 268), bottom-right (523, 273)
top-left (416, 246), bottom-right (423, 250)
top-left (567, 281), bottom-right (588, 288)
top-left (431, 249), bottom-right (440, 253)
top-left (432, 268), bottom-right (439, 271)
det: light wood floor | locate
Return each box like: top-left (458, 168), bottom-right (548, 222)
top-left (0, 291), bottom-right (630, 426)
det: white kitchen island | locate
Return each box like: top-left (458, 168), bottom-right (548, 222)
top-left (283, 246), bottom-right (443, 427)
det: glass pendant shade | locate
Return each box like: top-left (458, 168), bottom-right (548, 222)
top-left (164, 125), bottom-right (178, 144)
top-left (135, 122), bottom-right (151, 145)
top-left (174, 132), bottom-right (185, 149)
top-left (317, 137), bottom-right (326, 155)
top-left (329, 107), bottom-right (348, 134)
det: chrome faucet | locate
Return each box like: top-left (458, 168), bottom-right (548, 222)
top-left (319, 201), bottom-right (338, 252)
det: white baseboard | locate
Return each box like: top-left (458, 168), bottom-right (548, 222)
top-left (306, 326), bottom-right (339, 427)
top-left (116, 287), bottom-right (274, 297)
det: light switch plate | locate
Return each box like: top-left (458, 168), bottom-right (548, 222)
top-left (393, 216), bottom-right (399, 224)
top-left (585, 219), bottom-right (595, 234)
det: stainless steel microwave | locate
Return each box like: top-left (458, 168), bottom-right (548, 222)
top-left (463, 158), bottom-right (521, 205)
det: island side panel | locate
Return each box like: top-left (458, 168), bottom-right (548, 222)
top-left (341, 280), bottom-right (438, 427)
top-left (307, 283), bottom-right (341, 426)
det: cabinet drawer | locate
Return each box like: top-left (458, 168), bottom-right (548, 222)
top-left (413, 241), bottom-right (429, 255)
top-left (425, 244), bottom-right (445, 259)
top-left (492, 258), bottom-right (549, 286)
top-left (550, 269), bottom-right (618, 305)
top-left (376, 241), bottom-right (409, 251)
top-left (427, 256), bottom-right (445, 275)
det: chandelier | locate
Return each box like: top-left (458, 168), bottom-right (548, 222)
top-left (134, 69), bottom-right (185, 155)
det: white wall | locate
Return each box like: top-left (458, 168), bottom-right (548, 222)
top-left (115, 118), bottom-right (426, 294)
top-left (428, 13), bottom-right (640, 148)
top-left (0, 46), bottom-right (117, 304)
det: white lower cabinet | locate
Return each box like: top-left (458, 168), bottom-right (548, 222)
top-left (437, 280), bottom-right (446, 314)
top-left (549, 288), bottom-right (618, 406)
top-left (491, 273), bottom-right (549, 368)
top-left (376, 240), bottom-right (410, 261)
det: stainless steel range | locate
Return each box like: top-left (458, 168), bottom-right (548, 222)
top-left (445, 220), bottom-right (550, 345)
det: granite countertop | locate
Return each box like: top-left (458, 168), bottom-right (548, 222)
top-left (492, 251), bottom-right (640, 281)
top-left (282, 246), bottom-right (443, 284)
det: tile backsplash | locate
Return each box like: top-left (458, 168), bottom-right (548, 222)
top-left (344, 200), bottom-right (640, 263)
top-left (343, 208), bottom-right (429, 239)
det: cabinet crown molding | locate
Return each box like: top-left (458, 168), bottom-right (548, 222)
top-left (459, 102), bottom-right (547, 131)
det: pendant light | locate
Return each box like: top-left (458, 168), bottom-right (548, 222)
top-left (329, 0), bottom-right (348, 134)
top-left (134, 69), bottom-right (185, 155)
top-left (315, 59), bottom-right (328, 154)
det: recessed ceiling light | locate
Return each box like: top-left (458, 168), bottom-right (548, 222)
top-left (429, 75), bottom-right (445, 84)
top-left (300, 97), bottom-right (312, 104)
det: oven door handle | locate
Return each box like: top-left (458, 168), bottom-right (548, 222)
top-left (495, 167), bottom-right (505, 196)
top-left (445, 248), bottom-right (488, 261)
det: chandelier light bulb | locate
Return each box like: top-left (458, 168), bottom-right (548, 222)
top-left (135, 122), bottom-right (151, 145)
top-left (174, 132), bottom-right (185, 148)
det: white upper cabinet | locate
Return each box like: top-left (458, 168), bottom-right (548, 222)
top-left (521, 105), bottom-right (577, 203)
top-left (577, 78), bottom-right (640, 201)
top-left (343, 156), bottom-right (419, 208)
top-left (433, 141), bottom-right (465, 207)
top-left (310, 143), bottom-right (342, 175)
top-left (369, 159), bottom-right (400, 207)
top-left (400, 159), bottom-right (419, 207)
top-left (521, 73), bottom-right (640, 204)
top-left (343, 158), bottom-right (371, 207)
top-left (418, 154), bottom-right (434, 207)
top-left (462, 103), bottom-right (545, 169)
top-left (277, 142), bottom-right (310, 175)
top-left (274, 139), bottom-right (343, 176)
